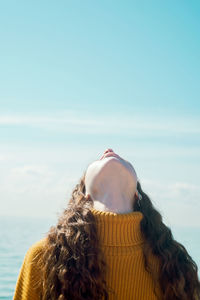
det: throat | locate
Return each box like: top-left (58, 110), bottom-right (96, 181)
top-left (93, 195), bottom-right (134, 214)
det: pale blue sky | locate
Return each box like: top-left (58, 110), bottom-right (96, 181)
top-left (0, 1), bottom-right (200, 229)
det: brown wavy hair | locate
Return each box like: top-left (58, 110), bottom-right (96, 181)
top-left (38, 175), bottom-right (200, 300)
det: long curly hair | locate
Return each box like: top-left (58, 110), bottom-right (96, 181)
top-left (38, 175), bottom-right (200, 300)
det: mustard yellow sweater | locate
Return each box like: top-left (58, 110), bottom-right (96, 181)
top-left (13, 209), bottom-right (161, 300)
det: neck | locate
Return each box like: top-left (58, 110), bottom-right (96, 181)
top-left (93, 193), bottom-right (134, 214)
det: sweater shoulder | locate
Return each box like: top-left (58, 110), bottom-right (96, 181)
top-left (13, 238), bottom-right (48, 300)
top-left (29, 237), bottom-right (47, 252)
top-left (25, 238), bottom-right (47, 263)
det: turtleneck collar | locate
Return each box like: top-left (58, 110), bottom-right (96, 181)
top-left (91, 208), bottom-right (144, 247)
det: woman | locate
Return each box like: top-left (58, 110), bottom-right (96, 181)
top-left (13, 149), bottom-right (200, 300)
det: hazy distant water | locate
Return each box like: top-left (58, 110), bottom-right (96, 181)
top-left (0, 216), bottom-right (55, 300)
top-left (0, 216), bottom-right (199, 300)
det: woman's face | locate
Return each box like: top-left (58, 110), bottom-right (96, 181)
top-left (85, 149), bottom-right (137, 201)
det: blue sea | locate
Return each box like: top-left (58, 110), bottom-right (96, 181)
top-left (0, 216), bottom-right (199, 299)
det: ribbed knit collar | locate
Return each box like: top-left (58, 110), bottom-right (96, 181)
top-left (91, 208), bottom-right (144, 247)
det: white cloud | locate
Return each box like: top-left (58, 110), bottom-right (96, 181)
top-left (141, 179), bottom-right (200, 227)
top-left (0, 114), bottom-right (102, 127)
top-left (0, 111), bottom-right (200, 135)
top-left (0, 153), bottom-right (14, 161)
top-left (0, 164), bottom-right (78, 218)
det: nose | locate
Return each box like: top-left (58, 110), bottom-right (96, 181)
top-left (100, 148), bottom-right (114, 160)
top-left (104, 148), bottom-right (114, 154)
top-left (100, 148), bottom-right (120, 160)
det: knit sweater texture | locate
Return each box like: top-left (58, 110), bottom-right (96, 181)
top-left (13, 208), bottom-right (161, 300)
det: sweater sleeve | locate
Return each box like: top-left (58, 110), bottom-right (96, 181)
top-left (13, 239), bottom-right (46, 300)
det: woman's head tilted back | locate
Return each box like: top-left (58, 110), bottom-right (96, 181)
top-left (39, 149), bottom-right (200, 300)
top-left (85, 150), bottom-right (137, 213)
